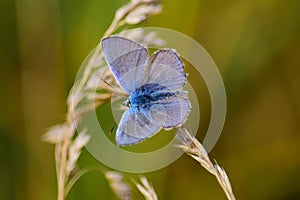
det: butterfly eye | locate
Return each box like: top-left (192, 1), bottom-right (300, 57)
top-left (122, 99), bottom-right (131, 107)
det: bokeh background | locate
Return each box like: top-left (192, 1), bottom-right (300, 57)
top-left (1, 0), bottom-right (300, 199)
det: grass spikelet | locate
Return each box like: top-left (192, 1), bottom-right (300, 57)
top-left (135, 176), bottom-right (158, 200)
top-left (176, 127), bottom-right (236, 200)
top-left (105, 171), bottom-right (132, 200)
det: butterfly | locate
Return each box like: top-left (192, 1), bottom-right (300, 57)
top-left (101, 36), bottom-right (191, 146)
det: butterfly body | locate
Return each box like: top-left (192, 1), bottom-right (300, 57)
top-left (101, 36), bottom-right (191, 146)
top-left (129, 83), bottom-right (178, 109)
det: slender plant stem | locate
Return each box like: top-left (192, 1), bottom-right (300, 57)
top-left (57, 109), bottom-right (73, 200)
top-left (64, 166), bottom-right (105, 197)
top-left (102, 0), bottom-right (141, 38)
top-left (56, 2), bottom-right (138, 199)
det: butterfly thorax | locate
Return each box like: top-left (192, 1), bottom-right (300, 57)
top-left (127, 83), bottom-right (179, 110)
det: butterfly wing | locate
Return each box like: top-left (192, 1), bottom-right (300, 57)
top-left (145, 50), bottom-right (186, 91)
top-left (116, 106), bottom-right (162, 146)
top-left (150, 98), bottom-right (191, 129)
top-left (144, 50), bottom-right (191, 128)
top-left (101, 36), bottom-right (148, 94)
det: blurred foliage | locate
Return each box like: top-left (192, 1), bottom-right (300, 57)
top-left (0, 0), bottom-right (300, 199)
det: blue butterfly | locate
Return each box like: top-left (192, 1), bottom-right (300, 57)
top-left (101, 36), bottom-right (191, 146)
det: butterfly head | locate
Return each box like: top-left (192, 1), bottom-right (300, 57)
top-left (122, 98), bottom-right (131, 107)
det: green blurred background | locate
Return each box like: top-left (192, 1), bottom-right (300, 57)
top-left (1, 0), bottom-right (300, 199)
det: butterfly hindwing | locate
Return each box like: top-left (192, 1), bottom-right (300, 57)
top-left (150, 97), bottom-right (191, 129)
top-left (116, 106), bottom-right (162, 146)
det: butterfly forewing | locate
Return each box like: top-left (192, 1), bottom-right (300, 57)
top-left (101, 36), bottom-right (148, 93)
top-left (145, 50), bottom-right (186, 91)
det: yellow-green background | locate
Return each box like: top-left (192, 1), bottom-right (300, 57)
top-left (1, 0), bottom-right (300, 199)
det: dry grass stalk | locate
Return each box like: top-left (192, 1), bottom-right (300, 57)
top-left (66, 128), bottom-right (90, 176)
top-left (106, 172), bottom-right (158, 200)
top-left (135, 176), bottom-right (158, 200)
top-left (105, 171), bottom-right (132, 200)
top-left (175, 127), bottom-right (236, 200)
top-left (43, 0), bottom-right (162, 199)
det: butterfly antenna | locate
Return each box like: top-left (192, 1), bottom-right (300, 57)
top-left (109, 124), bottom-right (116, 135)
top-left (100, 76), bottom-right (115, 90)
top-left (100, 68), bottom-right (127, 98)
top-left (99, 67), bottom-right (114, 89)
